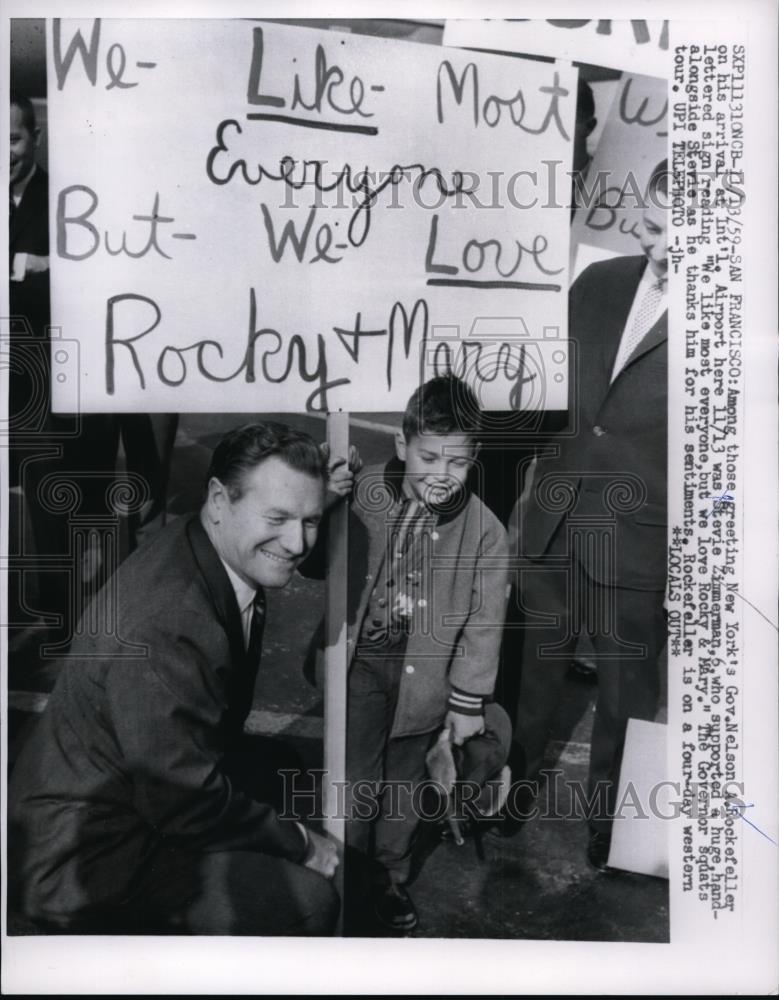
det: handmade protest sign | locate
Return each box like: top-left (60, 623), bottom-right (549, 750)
top-left (48, 19), bottom-right (575, 412)
top-left (443, 18), bottom-right (671, 78)
top-left (572, 71), bottom-right (668, 265)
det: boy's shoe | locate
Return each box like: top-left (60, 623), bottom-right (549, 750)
top-left (372, 883), bottom-right (419, 933)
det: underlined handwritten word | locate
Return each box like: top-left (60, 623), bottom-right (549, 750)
top-left (246, 26), bottom-right (381, 126)
top-left (424, 212), bottom-right (563, 285)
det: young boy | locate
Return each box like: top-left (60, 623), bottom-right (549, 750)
top-left (338, 375), bottom-right (510, 933)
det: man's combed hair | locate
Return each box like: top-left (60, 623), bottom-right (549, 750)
top-left (647, 158), bottom-right (669, 200)
top-left (402, 375), bottom-right (482, 441)
top-left (207, 421), bottom-right (327, 500)
top-left (10, 91), bottom-right (37, 133)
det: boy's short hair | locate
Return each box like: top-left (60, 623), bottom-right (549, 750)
top-left (402, 375), bottom-right (482, 441)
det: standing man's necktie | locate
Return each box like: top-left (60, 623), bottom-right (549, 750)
top-left (246, 589), bottom-right (266, 666)
top-left (611, 277), bottom-right (666, 382)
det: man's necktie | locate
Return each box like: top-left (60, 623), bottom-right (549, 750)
top-left (611, 277), bottom-right (666, 382)
top-left (225, 590), bottom-right (266, 740)
top-left (246, 589), bottom-right (266, 666)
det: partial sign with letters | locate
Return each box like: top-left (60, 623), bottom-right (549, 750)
top-left (572, 71), bottom-right (668, 267)
top-left (443, 18), bottom-right (671, 78)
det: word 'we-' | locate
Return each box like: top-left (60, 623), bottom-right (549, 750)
top-left (52, 19), bottom-right (156, 91)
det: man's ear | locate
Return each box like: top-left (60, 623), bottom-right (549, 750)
top-left (395, 430), bottom-right (407, 462)
top-left (33, 126), bottom-right (41, 150)
top-left (471, 441), bottom-right (482, 461)
top-left (205, 476), bottom-right (228, 523)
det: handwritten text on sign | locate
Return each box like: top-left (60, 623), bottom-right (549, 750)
top-left (572, 72), bottom-right (668, 261)
top-left (443, 18), bottom-right (670, 79)
top-left (48, 20), bottom-right (575, 412)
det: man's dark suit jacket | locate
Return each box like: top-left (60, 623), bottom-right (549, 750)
top-left (9, 166), bottom-right (52, 431)
top-left (514, 254), bottom-right (667, 591)
top-left (10, 165), bottom-right (50, 333)
top-left (8, 516), bottom-right (307, 926)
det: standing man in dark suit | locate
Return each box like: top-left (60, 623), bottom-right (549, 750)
top-left (8, 92), bottom-right (178, 646)
top-left (9, 91), bottom-right (50, 344)
top-left (9, 422), bottom-right (340, 935)
top-left (9, 91), bottom-right (52, 467)
top-left (8, 90), bottom-right (66, 634)
top-left (503, 161), bottom-right (669, 868)
top-left (9, 91), bottom-right (121, 635)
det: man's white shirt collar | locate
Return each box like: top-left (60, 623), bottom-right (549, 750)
top-left (220, 558), bottom-right (256, 647)
top-left (639, 263), bottom-right (667, 295)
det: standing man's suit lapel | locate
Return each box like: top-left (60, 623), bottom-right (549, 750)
top-left (597, 256), bottom-right (668, 396)
top-left (598, 256), bottom-right (647, 382)
top-left (621, 308), bottom-right (667, 371)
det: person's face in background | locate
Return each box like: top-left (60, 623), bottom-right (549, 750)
top-left (639, 192), bottom-right (668, 279)
top-left (571, 79), bottom-right (597, 214)
top-left (9, 103), bottom-right (39, 188)
top-left (573, 113), bottom-right (597, 174)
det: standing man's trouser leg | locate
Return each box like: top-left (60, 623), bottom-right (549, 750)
top-left (513, 533), bottom-right (665, 831)
top-left (586, 583), bottom-right (666, 835)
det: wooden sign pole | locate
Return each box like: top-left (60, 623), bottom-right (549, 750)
top-left (322, 410), bottom-right (349, 926)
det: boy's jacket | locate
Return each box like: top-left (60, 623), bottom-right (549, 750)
top-left (306, 458), bottom-right (510, 738)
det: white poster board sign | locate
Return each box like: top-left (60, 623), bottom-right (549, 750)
top-left (572, 71), bottom-right (668, 261)
top-left (47, 19), bottom-right (576, 413)
top-left (609, 719), bottom-right (670, 879)
top-left (443, 17), bottom-right (671, 78)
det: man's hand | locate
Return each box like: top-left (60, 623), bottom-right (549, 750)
top-left (302, 829), bottom-right (339, 879)
top-left (24, 253), bottom-right (49, 275)
top-left (10, 253), bottom-right (49, 282)
top-left (320, 443), bottom-right (363, 506)
top-left (445, 710), bottom-right (485, 746)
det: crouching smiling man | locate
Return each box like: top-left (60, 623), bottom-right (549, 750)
top-left (9, 422), bottom-right (340, 936)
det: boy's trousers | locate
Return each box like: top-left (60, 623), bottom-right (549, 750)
top-left (346, 653), bottom-right (510, 885)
